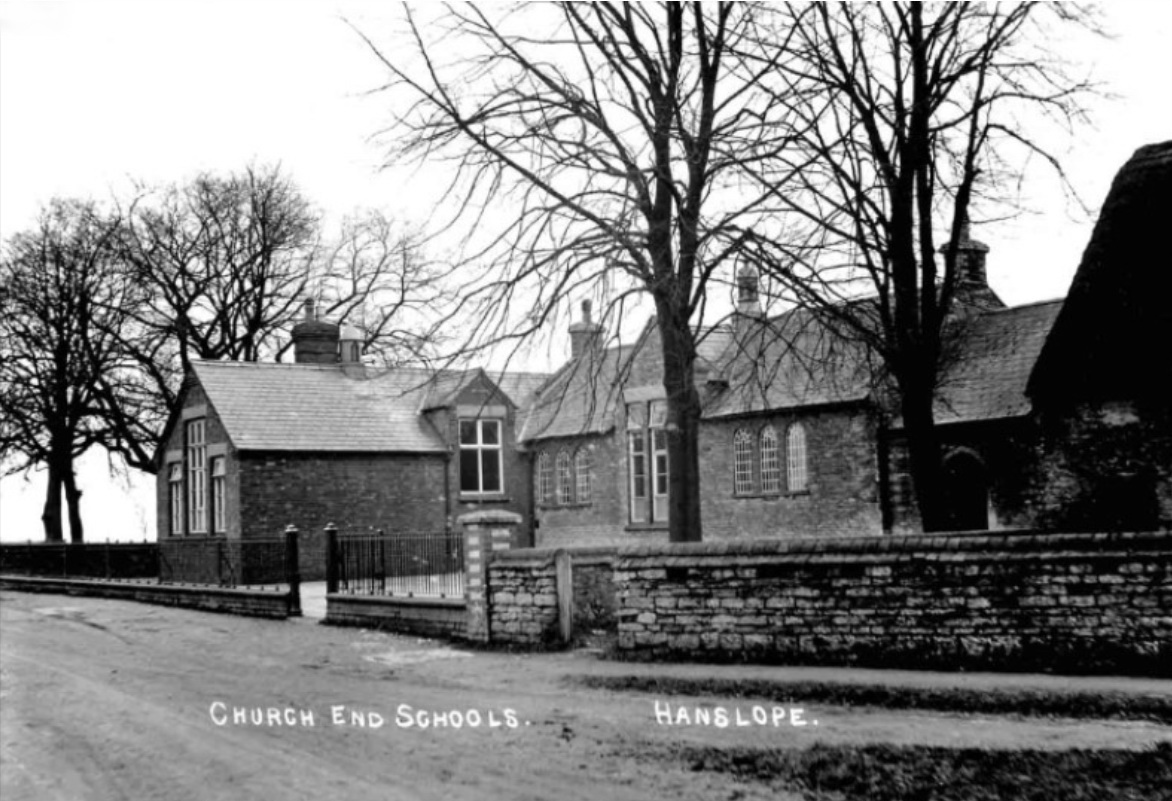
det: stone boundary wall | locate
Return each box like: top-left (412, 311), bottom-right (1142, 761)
top-left (487, 550), bottom-right (561, 647)
top-left (614, 530), bottom-right (1172, 675)
top-left (0, 576), bottom-right (295, 619)
top-left (324, 595), bottom-right (466, 638)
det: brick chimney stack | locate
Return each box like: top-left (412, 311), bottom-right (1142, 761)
top-left (568, 299), bottom-right (604, 359)
top-left (291, 298), bottom-right (340, 364)
top-left (948, 219), bottom-right (990, 288)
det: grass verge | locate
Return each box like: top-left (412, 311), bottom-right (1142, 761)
top-left (645, 741), bottom-right (1172, 801)
top-left (572, 675), bottom-right (1172, 723)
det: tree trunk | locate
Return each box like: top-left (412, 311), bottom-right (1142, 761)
top-left (41, 463), bottom-right (65, 543)
top-left (658, 311), bottom-right (703, 543)
top-left (63, 462), bottom-right (85, 543)
top-left (899, 376), bottom-right (949, 532)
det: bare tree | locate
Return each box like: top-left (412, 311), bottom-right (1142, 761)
top-left (104, 166), bottom-right (439, 471)
top-left (361, 2), bottom-right (803, 542)
top-left (310, 210), bottom-right (447, 367)
top-left (0, 200), bottom-right (140, 542)
top-left (740, 2), bottom-right (1095, 530)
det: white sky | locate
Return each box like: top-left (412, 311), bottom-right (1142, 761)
top-left (1, 1), bottom-right (1170, 542)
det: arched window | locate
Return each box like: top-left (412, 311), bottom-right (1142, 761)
top-left (759, 425), bottom-right (781, 494)
top-left (574, 447), bottom-right (592, 503)
top-left (556, 450), bottom-right (573, 505)
top-left (733, 429), bottom-right (754, 494)
top-left (537, 452), bottom-right (553, 504)
top-left (786, 422), bottom-right (808, 493)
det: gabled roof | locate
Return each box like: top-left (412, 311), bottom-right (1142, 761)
top-left (192, 361), bottom-right (448, 452)
top-left (520, 344), bottom-right (634, 441)
top-left (703, 306), bottom-right (875, 419)
top-left (191, 360), bottom-right (549, 453)
top-left (933, 299), bottom-right (1063, 424)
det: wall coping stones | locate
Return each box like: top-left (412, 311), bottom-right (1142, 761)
top-left (324, 593), bottom-right (466, 609)
top-left (458, 510), bottom-right (523, 526)
top-left (615, 530), bottom-right (1170, 566)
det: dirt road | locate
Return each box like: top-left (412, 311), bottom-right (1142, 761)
top-left (2, 591), bottom-right (1168, 801)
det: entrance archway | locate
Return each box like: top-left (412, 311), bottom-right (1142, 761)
top-left (941, 450), bottom-right (989, 531)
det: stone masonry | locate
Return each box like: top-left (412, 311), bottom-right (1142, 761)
top-left (613, 530), bottom-right (1172, 675)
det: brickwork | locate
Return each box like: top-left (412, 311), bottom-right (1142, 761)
top-left (324, 595), bottom-right (467, 638)
top-left (700, 408), bottom-right (882, 540)
top-left (0, 576), bottom-right (295, 619)
top-left (239, 453), bottom-right (448, 580)
top-left (613, 531), bottom-right (1172, 675)
top-left (532, 434), bottom-right (629, 547)
top-left (429, 399), bottom-right (532, 542)
top-left (461, 510), bottom-right (519, 642)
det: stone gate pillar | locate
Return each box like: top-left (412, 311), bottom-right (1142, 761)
top-left (458, 510), bottom-right (521, 642)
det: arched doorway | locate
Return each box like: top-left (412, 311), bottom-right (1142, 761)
top-left (941, 450), bottom-right (989, 531)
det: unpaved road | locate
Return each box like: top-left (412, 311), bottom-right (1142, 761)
top-left (2, 591), bottom-right (1169, 801)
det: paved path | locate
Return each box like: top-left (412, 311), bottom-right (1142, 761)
top-left (2, 589), bottom-right (1169, 801)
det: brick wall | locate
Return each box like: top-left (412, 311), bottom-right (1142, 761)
top-left (886, 419), bottom-right (1043, 534)
top-left (700, 408), bottom-right (883, 540)
top-left (0, 576), bottom-right (295, 619)
top-left (156, 381), bottom-right (240, 539)
top-left (428, 402), bottom-right (532, 543)
top-left (239, 452), bottom-right (449, 579)
top-left (613, 530), bottom-right (1172, 675)
top-left (325, 595), bottom-right (467, 638)
top-left (532, 434), bottom-right (630, 547)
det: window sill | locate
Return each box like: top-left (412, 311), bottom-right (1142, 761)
top-left (458, 494), bottom-right (512, 505)
top-left (624, 523), bottom-right (669, 532)
top-left (733, 491), bottom-right (811, 500)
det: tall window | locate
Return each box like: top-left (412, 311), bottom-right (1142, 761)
top-left (537, 452), bottom-right (553, 504)
top-left (627, 403), bottom-right (648, 523)
top-left (649, 401), bottom-right (669, 522)
top-left (168, 463), bottom-right (183, 536)
top-left (211, 457), bottom-right (226, 533)
top-left (459, 419), bottom-right (503, 494)
top-left (786, 422), bottom-right (808, 493)
top-left (556, 450), bottom-right (572, 504)
top-left (733, 429), bottom-right (754, 495)
top-left (187, 419), bottom-right (207, 534)
top-left (760, 425), bottom-right (781, 494)
top-left (574, 447), bottom-right (592, 503)
top-left (628, 401), bottom-right (669, 524)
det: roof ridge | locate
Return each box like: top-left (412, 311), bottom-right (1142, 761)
top-left (982, 297), bottom-right (1064, 315)
top-left (194, 360), bottom-right (341, 371)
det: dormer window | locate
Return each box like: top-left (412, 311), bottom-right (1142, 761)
top-left (459, 419), bottom-right (503, 494)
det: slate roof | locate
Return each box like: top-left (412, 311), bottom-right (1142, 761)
top-left (522, 295), bottom-right (1063, 435)
top-left (933, 300), bottom-right (1063, 424)
top-left (703, 306), bottom-right (875, 419)
top-left (520, 345), bottom-right (634, 441)
top-left (191, 360), bottom-right (549, 453)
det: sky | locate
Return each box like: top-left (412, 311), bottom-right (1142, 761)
top-left (1, 1), bottom-right (1170, 542)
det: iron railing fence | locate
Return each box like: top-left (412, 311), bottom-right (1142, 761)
top-left (158, 537), bottom-right (288, 588)
top-left (332, 529), bottom-right (465, 599)
top-left (0, 542), bottom-right (158, 580)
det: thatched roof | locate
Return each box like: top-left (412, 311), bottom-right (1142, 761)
top-left (1028, 141), bottom-right (1172, 402)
